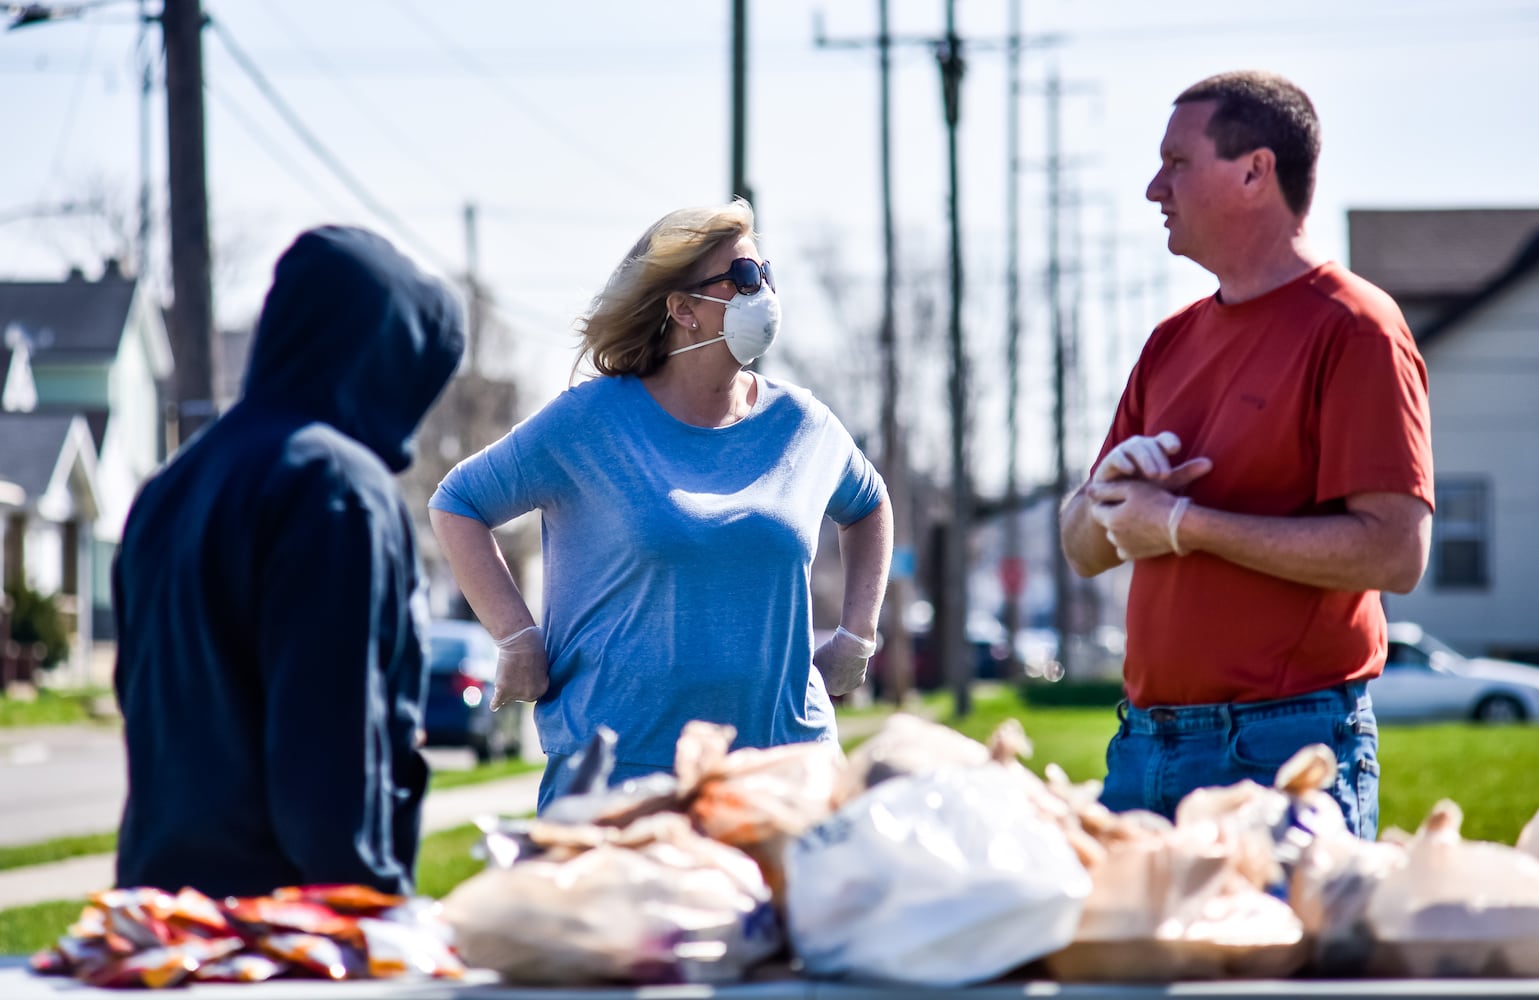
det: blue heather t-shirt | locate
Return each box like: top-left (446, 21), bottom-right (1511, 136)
top-left (429, 373), bottom-right (886, 771)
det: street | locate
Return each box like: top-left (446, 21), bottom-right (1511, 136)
top-left (0, 725), bottom-right (491, 848)
top-left (0, 726), bottom-right (125, 847)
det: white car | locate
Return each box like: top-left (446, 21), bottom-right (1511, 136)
top-left (1369, 622), bottom-right (1539, 724)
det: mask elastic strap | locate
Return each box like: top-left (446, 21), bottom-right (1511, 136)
top-left (669, 334), bottom-right (726, 357)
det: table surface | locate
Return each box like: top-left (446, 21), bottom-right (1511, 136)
top-left (7, 961), bottom-right (1539, 1000)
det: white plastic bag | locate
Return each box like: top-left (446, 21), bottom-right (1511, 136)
top-left (784, 763), bottom-right (1090, 986)
top-left (441, 813), bottom-right (781, 985)
top-left (1362, 800), bottom-right (1539, 977)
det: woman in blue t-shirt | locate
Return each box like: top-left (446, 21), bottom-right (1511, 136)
top-left (429, 199), bottom-right (892, 810)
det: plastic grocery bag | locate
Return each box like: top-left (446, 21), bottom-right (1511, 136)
top-left (1360, 800), bottom-right (1539, 977)
top-left (1043, 817), bottom-right (1310, 982)
top-left (440, 812), bottom-right (781, 985)
top-left (784, 763), bottom-right (1090, 986)
top-left (1039, 747), bottom-right (1337, 982)
top-left (834, 713), bottom-right (1031, 806)
top-left (676, 721), bottom-right (844, 906)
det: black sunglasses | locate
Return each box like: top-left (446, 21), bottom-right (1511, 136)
top-left (690, 257), bottom-right (775, 296)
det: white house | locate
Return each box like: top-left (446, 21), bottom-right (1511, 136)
top-left (1350, 209), bottom-right (1539, 662)
top-left (0, 410), bottom-right (103, 681)
top-left (0, 259), bottom-right (171, 648)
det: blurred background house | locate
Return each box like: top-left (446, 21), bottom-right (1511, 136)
top-left (0, 259), bottom-right (172, 684)
top-left (1351, 208), bottom-right (1539, 664)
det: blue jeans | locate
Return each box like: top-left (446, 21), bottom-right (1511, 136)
top-left (1100, 682), bottom-right (1380, 839)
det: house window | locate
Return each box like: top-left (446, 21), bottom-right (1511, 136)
top-left (1434, 478), bottom-right (1489, 589)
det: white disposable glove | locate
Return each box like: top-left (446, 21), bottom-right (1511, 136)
top-left (814, 626), bottom-right (879, 697)
top-left (1093, 431), bottom-right (1183, 484)
top-left (490, 624), bottom-right (550, 711)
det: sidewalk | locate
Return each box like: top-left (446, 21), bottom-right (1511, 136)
top-left (0, 705), bottom-right (927, 910)
top-left (0, 770), bottom-right (545, 910)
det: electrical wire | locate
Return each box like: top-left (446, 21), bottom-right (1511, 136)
top-left (44, 13), bottom-right (103, 189)
top-left (382, 0), bottom-right (673, 202)
top-left (204, 14), bottom-right (457, 275)
top-left (204, 13), bottom-right (577, 339)
top-left (203, 74), bottom-right (345, 217)
top-left (253, 0), bottom-right (472, 200)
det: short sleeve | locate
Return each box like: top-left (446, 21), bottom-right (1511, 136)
top-left (1316, 319), bottom-right (1434, 507)
top-left (824, 413), bottom-right (887, 525)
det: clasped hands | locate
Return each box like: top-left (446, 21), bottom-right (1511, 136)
top-left (1087, 431), bottom-right (1211, 562)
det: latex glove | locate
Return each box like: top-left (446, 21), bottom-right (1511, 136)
top-left (1093, 431), bottom-right (1183, 484)
top-left (490, 625), bottom-right (550, 711)
top-left (814, 626), bottom-right (879, 697)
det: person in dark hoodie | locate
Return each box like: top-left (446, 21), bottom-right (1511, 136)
top-left (112, 226), bottom-right (464, 898)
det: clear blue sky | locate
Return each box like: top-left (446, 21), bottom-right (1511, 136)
top-left (4, 0), bottom-right (1538, 492)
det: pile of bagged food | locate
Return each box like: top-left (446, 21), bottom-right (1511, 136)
top-left (443, 714), bottom-right (1539, 988)
top-left (29, 883), bottom-right (463, 988)
top-left (31, 713), bottom-right (1539, 990)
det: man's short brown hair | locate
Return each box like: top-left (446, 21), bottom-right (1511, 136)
top-left (1176, 71), bottom-right (1320, 216)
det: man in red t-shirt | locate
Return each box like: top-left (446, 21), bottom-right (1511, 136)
top-left (1060, 71), bottom-right (1433, 838)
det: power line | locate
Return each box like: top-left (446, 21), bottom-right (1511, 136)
top-left (383, 0), bottom-right (672, 202)
top-left (253, 0), bottom-right (471, 201)
top-left (204, 15), bottom-right (456, 275)
top-left (203, 75), bottom-right (344, 217)
top-left (43, 13), bottom-right (102, 188)
top-left (205, 18), bottom-right (573, 345)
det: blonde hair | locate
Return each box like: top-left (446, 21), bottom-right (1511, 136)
top-left (575, 199), bottom-right (756, 378)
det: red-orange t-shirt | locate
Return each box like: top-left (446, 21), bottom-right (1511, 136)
top-left (1098, 262), bottom-right (1434, 708)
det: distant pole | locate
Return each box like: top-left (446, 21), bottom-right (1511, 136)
top-left (462, 202), bottom-right (482, 372)
top-left (136, 0), bottom-right (152, 280)
top-left (1045, 65), bottom-right (1074, 677)
top-left (875, 0), bottom-right (914, 704)
top-left (730, 0), bottom-right (753, 205)
top-left (1001, 0), bottom-right (1025, 663)
top-left (938, 0), bottom-right (971, 716)
top-left (163, 0), bottom-right (214, 442)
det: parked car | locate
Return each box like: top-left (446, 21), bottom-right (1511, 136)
top-left (1369, 622), bottom-right (1539, 724)
top-left (424, 619), bottom-right (522, 761)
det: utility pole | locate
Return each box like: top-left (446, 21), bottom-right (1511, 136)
top-left (1044, 65), bottom-right (1073, 678)
top-left (814, 7), bottom-right (1059, 710)
top-left (730, 0), bottom-right (753, 205)
top-left (937, 0), bottom-right (970, 716)
top-left (136, 0), bottom-right (152, 279)
top-left (1000, 0), bottom-right (1026, 666)
top-left (463, 202), bottom-right (483, 372)
top-left (163, 0), bottom-right (214, 445)
top-left (872, 0), bottom-right (915, 704)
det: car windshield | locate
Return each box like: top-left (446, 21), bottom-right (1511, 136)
top-left (428, 636), bottom-right (470, 673)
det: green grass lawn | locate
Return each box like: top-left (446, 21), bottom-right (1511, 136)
top-left (0, 834), bottom-right (118, 874)
top-left (428, 756), bottom-right (539, 791)
top-left (0, 899), bottom-right (85, 956)
top-left (0, 689), bottom-right (112, 728)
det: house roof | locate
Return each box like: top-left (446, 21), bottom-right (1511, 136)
top-left (0, 412), bottom-right (89, 497)
top-left (1347, 208), bottom-right (1539, 298)
top-left (1417, 230), bottom-right (1539, 347)
top-left (0, 266), bottom-right (137, 364)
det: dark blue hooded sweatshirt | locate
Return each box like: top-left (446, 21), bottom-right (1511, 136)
top-left (113, 226), bottom-right (464, 897)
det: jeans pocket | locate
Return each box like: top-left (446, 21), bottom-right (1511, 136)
top-left (1227, 709), bottom-right (1343, 774)
top-left (1100, 727), bottom-right (1143, 814)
